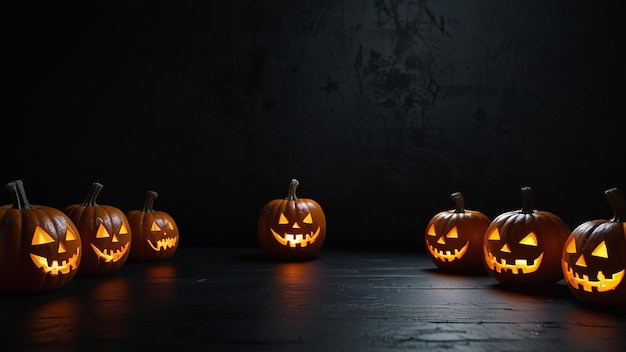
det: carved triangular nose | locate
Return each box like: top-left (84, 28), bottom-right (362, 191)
top-left (58, 242), bottom-right (67, 254)
top-left (575, 255), bottom-right (587, 267)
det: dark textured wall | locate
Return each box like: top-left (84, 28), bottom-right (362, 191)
top-left (5, 1), bottom-right (625, 250)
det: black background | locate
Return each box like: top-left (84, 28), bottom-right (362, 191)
top-left (4, 0), bottom-right (625, 251)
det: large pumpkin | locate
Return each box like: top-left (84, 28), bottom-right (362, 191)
top-left (483, 187), bottom-right (570, 285)
top-left (126, 190), bottom-right (179, 262)
top-left (63, 182), bottom-right (132, 276)
top-left (0, 180), bottom-right (82, 293)
top-left (562, 187), bottom-right (626, 306)
top-left (425, 192), bottom-right (490, 272)
top-left (258, 179), bottom-right (326, 260)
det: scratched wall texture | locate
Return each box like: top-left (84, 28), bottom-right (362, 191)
top-left (6, 0), bottom-right (625, 249)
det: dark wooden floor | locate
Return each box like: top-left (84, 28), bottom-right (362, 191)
top-left (2, 247), bottom-right (625, 351)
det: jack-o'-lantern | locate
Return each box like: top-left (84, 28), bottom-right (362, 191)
top-left (126, 190), bottom-right (179, 262)
top-left (63, 182), bottom-right (132, 276)
top-left (258, 179), bottom-right (326, 260)
top-left (0, 180), bottom-right (82, 293)
top-left (483, 187), bottom-right (570, 285)
top-left (562, 187), bottom-right (626, 306)
top-left (425, 192), bottom-right (490, 272)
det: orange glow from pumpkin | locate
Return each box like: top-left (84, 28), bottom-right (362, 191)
top-left (426, 225), bottom-right (469, 262)
top-left (562, 260), bottom-right (624, 293)
top-left (271, 226), bottom-right (320, 247)
top-left (484, 230), bottom-right (543, 274)
top-left (146, 220), bottom-right (178, 251)
top-left (90, 242), bottom-right (130, 263)
top-left (90, 223), bottom-right (131, 262)
top-left (562, 237), bottom-right (625, 292)
top-left (29, 226), bottom-right (81, 275)
top-left (270, 211), bottom-right (320, 247)
top-left (23, 297), bottom-right (79, 346)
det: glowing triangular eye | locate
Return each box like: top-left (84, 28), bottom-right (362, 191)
top-left (96, 224), bottom-right (111, 238)
top-left (487, 228), bottom-right (500, 241)
top-left (278, 213), bottom-right (289, 224)
top-left (565, 238), bottom-right (577, 254)
top-left (32, 226), bottom-right (55, 245)
top-left (591, 241), bottom-right (609, 259)
top-left (119, 223), bottom-right (129, 235)
top-left (168, 222), bottom-right (174, 230)
top-left (519, 232), bottom-right (538, 246)
top-left (151, 221), bottom-right (162, 232)
top-left (303, 213), bottom-right (313, 224)
top-left (427, 224), bottom-right (436, 236)
top-left (66, 227), bottom-right (78, 241)
top-left (446, 227), bottom-right (458, 239)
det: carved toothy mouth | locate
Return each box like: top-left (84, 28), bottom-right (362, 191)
top-left (147, 236), bottom-right (178, 251)
top-left (90, 242), bottom-right (130, 262)
top-left (270, 226), bottom-right (320, 247)
top-left (561, 259), bottom-right (625, 293)
top-left (30, 247), bottom-right (81, 275)
top-left (483, 248), bottom-right (543, 274)
top-left (427, 242), bottom-right (469, 262)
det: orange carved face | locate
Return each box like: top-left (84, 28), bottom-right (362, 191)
top-left (145, 219), bottom-right (178, 252)
top-left (483, 228), bottom-right (543, 275)
top-left (257, 179), bottom-right (327, 261)
top-left (270, 211), bottom-right (321, 248)
top-left (562, 225), bottom-right (626, 295)
top-left (30, 225), bottom-right (81, 276)
top-left (89, 220), bottom-right (130, 263)
top-left (423, 194), bottom-right (490, 272)
top-left (426, 225), bottom-right (469, 262)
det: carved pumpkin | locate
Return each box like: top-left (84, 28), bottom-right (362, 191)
top-left (258, 179), bottom-right (326, 260)
top-left (126, 190), bottom-right (179, 262)
top-left (562, 187), bottom-right (626, 306)
top-left (483, 187), bottom-right (570, 285)
top-left (425, 192), bottom-right (491, 272)
top-left (0, 180), bottom-right (82, 293)
top-left (63, 182), bottom-right (132, 276)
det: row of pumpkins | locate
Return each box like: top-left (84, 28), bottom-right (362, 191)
top-left (257, 179), bottom-right (626, 307)
top-left (2, 177), bottom-right (623, 308)
top-left (0, 180), bottom-right (179, 294)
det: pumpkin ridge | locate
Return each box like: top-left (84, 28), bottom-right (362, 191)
top-left (77, 206), bottom-right (95, 230)
top-left (32, 207), bottom-right (56, 233)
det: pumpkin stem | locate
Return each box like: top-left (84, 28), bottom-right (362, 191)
top-left (451, 192), bottom-right (465, 213)
top-left (285, 179), bottom-right (300, 201)
top-left (605, 187), bottom-right (626, 223)
top-left (520, 186), bottom-right (534, 214)
top-left (5, 179), bottom-right (32, 210)
top-left (82, 182), bottom-right (103, 207)
top-left (140, 190), bottom-right (158, 212)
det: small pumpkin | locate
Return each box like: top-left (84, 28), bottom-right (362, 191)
top-left (425, 192), bottom-right (490, 272)
top-left (483, 187), bottom-right (570, 285)
top-left (63, 182), bottom-right (132, 276)
top-left (126, 190), bottom-right (179, 262)
top-left (562, 187), bottom-right (626, 306)
top-left (257, 179), bottom-right (326, 260)
top-left (0, 180), bottom-right (82, 293)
